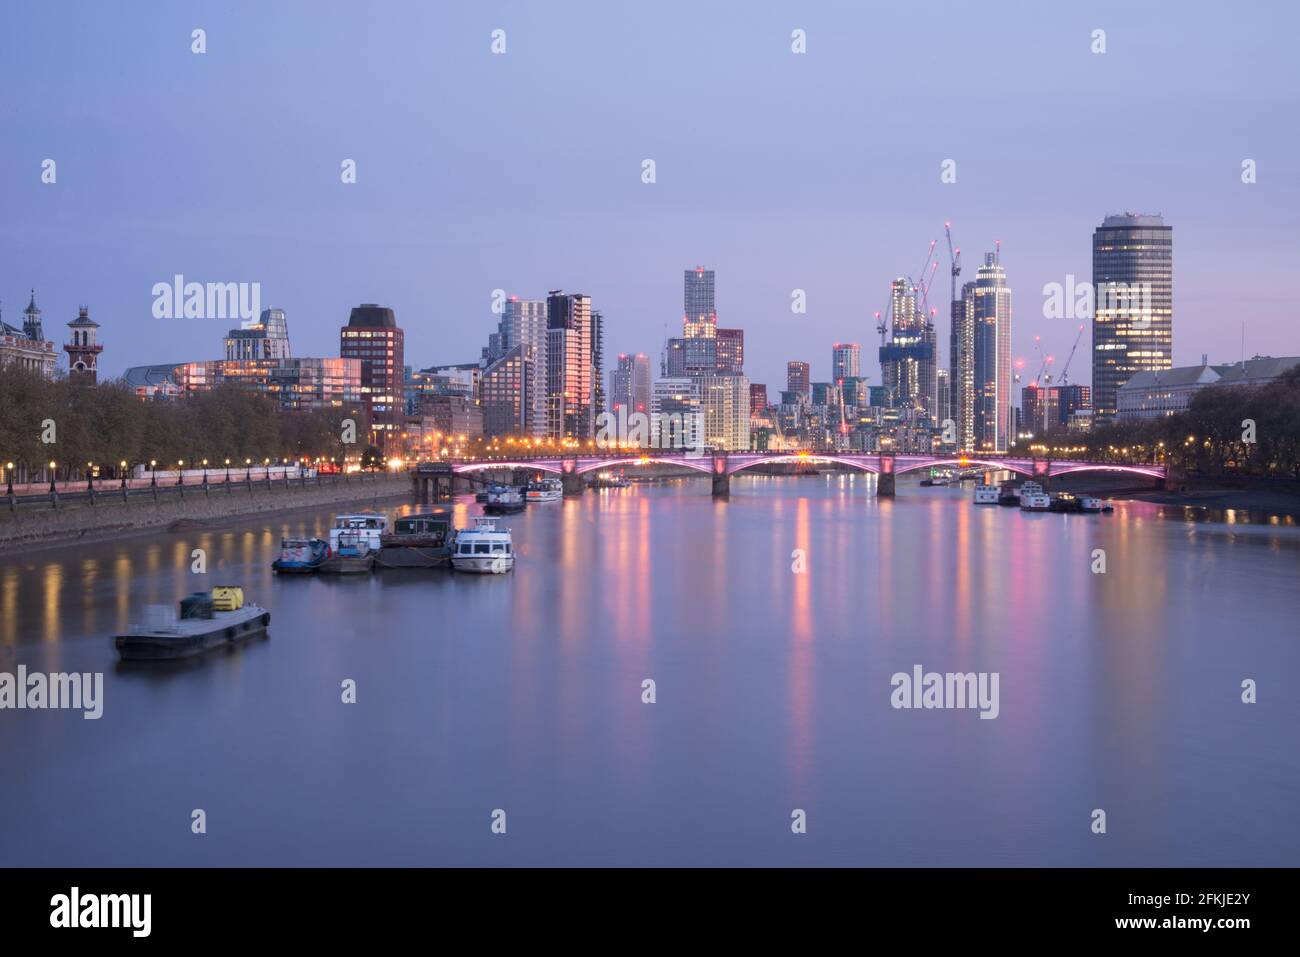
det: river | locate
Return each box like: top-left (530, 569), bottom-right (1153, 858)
top-left (1, 474), bottom-right (1297, 866)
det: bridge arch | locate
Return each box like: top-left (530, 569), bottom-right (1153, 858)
top-left (892, 457), bottom-right (1037, 477)
top-left (1048, 463), bottom-right (1165, 479)
top-left (451, 460), bottom-right (563, 475)
top-left (725, 454), bottom-right (881, 475)
top-left (575, 456), bottom-right (715, 476)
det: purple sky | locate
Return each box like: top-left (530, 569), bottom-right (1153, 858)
top-left (3, 1), bottom-right (1297, 391)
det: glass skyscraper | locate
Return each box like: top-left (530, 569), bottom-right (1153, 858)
top-left (965, 252), bottom-right (1011, 453)
top-left (1091, 213), bottom-right (1173, 427)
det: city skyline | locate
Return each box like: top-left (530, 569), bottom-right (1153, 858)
top-left (2, 2), bottom-right (1295, 392)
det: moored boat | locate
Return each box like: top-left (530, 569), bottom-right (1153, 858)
top-left (377, 508), bottom-right (455, 568)
top-left (328, 513), bottom-right (388, 552)
top-left (1049, 492), bottom-right (1081, 513)
top-left (1079, 496), bottom-right (1111, 513)
top-left (525, 478), bottom-right (563, 503)
top-left (973, 483), bottom-right (1000, 504)
top-left (272, 537), bottom-right (328, 574)
top-left (484, 485), bottom-right (525, 514)
top-left (116, 587), bottom-right (269, 661)
top-left (320, 532), bottom-right (377, 574)
top-left (451, 516), bottom-right (515, 574)
top-left (1020, 490), bottom-right (1051, 511)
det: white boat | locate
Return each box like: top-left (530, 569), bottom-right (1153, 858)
top-left (451, 517), bottom-right (515, 574)
top-left (1020, 491), bottom-right (1051, 511)
top-left (328, 512), bottom-right (388, 552)
top-left (973, 484), bottom-right (1000, 504)
top-left (1079, 496), bottom-right (1107, 513)
top-left (525, 478), bottom-right (563, 503)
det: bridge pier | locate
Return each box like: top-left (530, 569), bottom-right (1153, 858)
top-left (1160, 461), bottom-right (1185, 492)
top-left (712, 454), bottom-right (729, 498)
top-left (561, 459), bottom-right (584, 497)
top-left (877, 453), bottom-right (895, 497)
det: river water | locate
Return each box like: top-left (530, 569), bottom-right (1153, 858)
top-left (1, 475), bottom-right (1297, 866)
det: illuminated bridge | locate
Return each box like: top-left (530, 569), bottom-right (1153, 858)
top-left (413, 452), bottom-right (1170, 500)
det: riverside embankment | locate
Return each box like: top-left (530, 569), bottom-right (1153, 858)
top-left (0, 472), bottom-right (412, 551)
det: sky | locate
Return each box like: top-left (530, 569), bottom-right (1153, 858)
top-left (2, 0), bottom-right (1298, 391)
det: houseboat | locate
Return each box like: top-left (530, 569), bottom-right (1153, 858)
top-left (377, 508), bottom-right (455, 568)
top-left (320, 532), bottom-right (377, 574)
top-left (116, 587), bottom-right (270, 661)
top-left (1049, 492), bottom-right (1081, 513)
top-left (525, 478), bottom-right (563, 503)
top-left (451, 517), bottom-right (515, 574)
top-left (484, 485), bottom-right (526, 514)
top-left (973, 484), bottom-right (1000, 504)
top-left (272, 538), bottom-right (328, 574)
top-left (1079, 496), bottom-right (1113, 514)
top-left (328, 513), bottom-right (388, 552)
top-left (1019, 488), bottom-right (1052, 511)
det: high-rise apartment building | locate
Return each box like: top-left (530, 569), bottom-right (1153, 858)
top-left (964, 252), bottom-right (1012, 452)
top-left (684, 267), bottom-right (716, 338)
top-left (1092, 213), bottom-right (1172, 427)
top-left (340, 304), bottom-right (404, 449)
top-left (225, 308), bottom-right (291, 361)
top-left (484, 297), bottom-right (548, 437)
top-left (650, 377), bottom-right (703, 450)
top-left (879, 278), bottom-right (938, 422)
top-left (546, 290), bottom-right (595, 439)
top-left (832, 343), bottom-right (860, 383)
top-left (611, 353), bottom-right (652, 415)
top-left (786, 360), bottom-right (811, 399)
top-left (700, 375), bottom-right (751, 451)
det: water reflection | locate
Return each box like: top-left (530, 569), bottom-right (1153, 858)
top-left (0, 477), bottom-right (1297, 866)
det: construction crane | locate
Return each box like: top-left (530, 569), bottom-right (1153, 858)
top-left (1031, 336), bottom-right (1055, 388)
top-left (944, 222), bottom-right (961, 306)
top-left (1056, 324), bottom-right (1085, 386)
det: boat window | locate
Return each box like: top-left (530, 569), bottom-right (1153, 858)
top-left (474, 543), bottom-right (491, 554)
top-left (504, 544), bottom-right (511, 553)
top-left (490, 544), bottom-right (504, 553)
top-left (459, 544), bottom-right (472, 555)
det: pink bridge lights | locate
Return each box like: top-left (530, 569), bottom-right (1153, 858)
top-left (441, 451), bottom-right (1168, 499)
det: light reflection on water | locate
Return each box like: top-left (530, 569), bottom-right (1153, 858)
top-left (0, 476), bottom-right (1297, 866)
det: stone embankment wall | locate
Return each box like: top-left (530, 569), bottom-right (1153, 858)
top-left (0, 474), bottom-right (411, 551)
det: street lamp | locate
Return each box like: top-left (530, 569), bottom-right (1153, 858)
top-left (86, 461), bottom-right (95, 493)
top-left (120, 460), bottom-right (128, 490)
top-left (225, 458), bottom-right (231, 483)
top-left (48, 460), bottom-right (57, 493)
top-left (150, 459), bottom-right (157, 488)
top-left (5, 462), bottom-right (13, 497)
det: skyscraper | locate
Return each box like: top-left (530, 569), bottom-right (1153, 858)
top-left (786, 361), bottom-right (810, 398)
top-left (611, 353), bottom-right (652, 416)
top-left (684, 267), bottom-right (716, 338)
top-left (715, 327), bottom-right (744, 374)
top-left (1091, 213), bottom-right (1173, 427)
top-left (950, 285), bottom-right (975, 449)
top-left (488, 297), bottom-right (548, 438)
top-left (340, 304), bottom-right (405, 450)
top-left (832, 343), bottom-right (860, 382)
top-left (965, 252), bottom-right (1012, 453)
top-left (546, 290), bottom-right (595, 439)
top-left (879, 279), bottom-right (938, 422)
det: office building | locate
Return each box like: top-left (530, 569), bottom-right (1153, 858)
top-left (1092, 213), bottom-right (1173, 427)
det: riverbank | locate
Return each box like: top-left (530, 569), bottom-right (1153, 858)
top-left (1039, 473), bottom-right (1300, 519)
top-left (0, 474), bottom-right (413, 552)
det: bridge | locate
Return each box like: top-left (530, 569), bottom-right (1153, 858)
top-left (413, 452), bottom-right (1169, 500)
